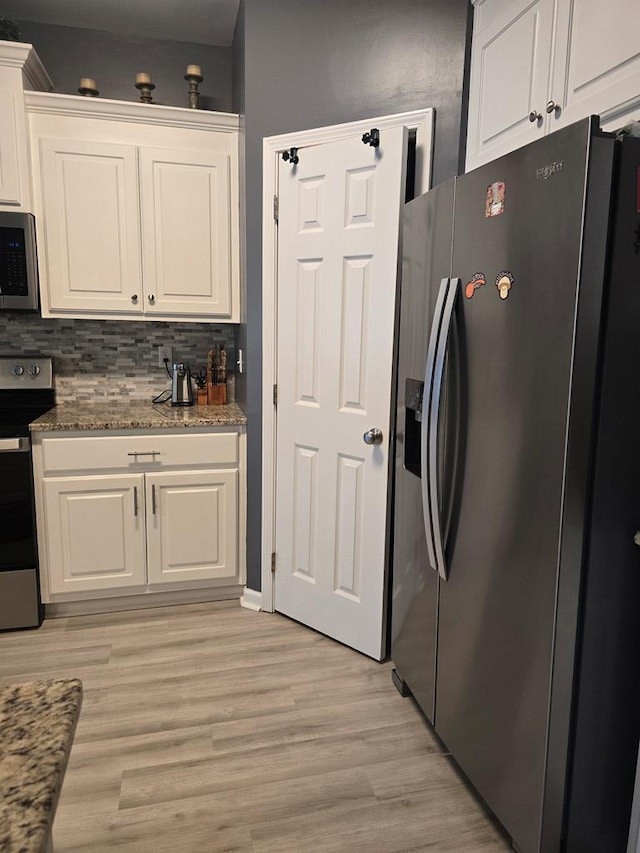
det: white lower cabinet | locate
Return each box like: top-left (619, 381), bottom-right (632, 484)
top-left (145, 470), bottom-right (238, 586)
top-left (43, 474), bottom-right (147, 594)
top-left (33, 428), bottom-right (245, 605)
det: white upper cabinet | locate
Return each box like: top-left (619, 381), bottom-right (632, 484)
top-left (466, 0), bottom-right (640, 171)
top-left (466, 0), bottom-right (555, 170)
top-left (27, 94), bottom-right (240, 321)
top-left (139, 147), bottom-right (232, 317)
top-left (551, 0), bottom-right (640, 132)
top-left (39, 138), bottom-right (143, 313)
top-left (0, 41), bottom-right (51, 210)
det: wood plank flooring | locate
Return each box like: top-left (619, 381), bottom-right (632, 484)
top-left (0, 603), bottom-right (511, 852)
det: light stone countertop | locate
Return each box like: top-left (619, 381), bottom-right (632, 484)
top-left (30, 400), bottom-right (247, 432)
top-left (0, 679), bottom-right (83, 853)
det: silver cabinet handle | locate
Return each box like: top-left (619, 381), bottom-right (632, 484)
top-left (152, 484), bottom-right (157, 515)
top-left (546, 100), bottom-right (561, 115)
top-left (0, 437), bottom-right (29, 453)
top-left (148, 294), bottom-right (155, 304)
top-left (131, 294), bottom-right (138, 302)
top-left (133, 486), bottom-right (138, 517)
top-left (529, 110), bottom-right (542, 123)
top-left (127, 451), bottom-right (160, 458)
top-left (363, 428), bottom-right (383, 445)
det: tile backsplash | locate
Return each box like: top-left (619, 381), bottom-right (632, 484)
top-left (1, 315), bottom-right (236, 403)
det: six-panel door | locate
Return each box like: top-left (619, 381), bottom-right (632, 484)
top-left (274, 127), bottom-right (407, 660)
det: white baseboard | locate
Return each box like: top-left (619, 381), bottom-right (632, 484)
top-left (240, 587), bottom-right (263, 612)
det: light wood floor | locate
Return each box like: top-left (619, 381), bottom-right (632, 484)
top-left (0, 602), bottom-right (511, 852)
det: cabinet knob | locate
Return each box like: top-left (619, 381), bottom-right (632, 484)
top-left (529, 110), bottom-right (543, 123)
top-left (148, 294), bottom-right (155, 304)
top-left (546, 100), bottom-right (561, 115)
top-left (131, 294), bottom-right (138, 302)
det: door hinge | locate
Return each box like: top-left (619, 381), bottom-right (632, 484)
top-left (271, 552), bottom-right (276, 573)
top-left (273, 384), bottom-right (278, 406)
top-left (273, 194), bottom-right (279, 222)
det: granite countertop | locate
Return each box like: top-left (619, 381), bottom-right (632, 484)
top-left (30, 400), bottom-right (247, 432)
top-left (0, 679), bottom-right (83, 853)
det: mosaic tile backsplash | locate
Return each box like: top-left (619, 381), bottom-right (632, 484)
top-left (1, 315), bottom-right (237, 403)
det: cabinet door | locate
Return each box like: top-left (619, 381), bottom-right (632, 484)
top-left (43, 474), bottom-right (146, 595)
top-left (0, 87), bottom-right (23, 207)
top-left (139, 147), bottom-right (232, 317)
top-left (466, 0), bottom-right (555, 171)
top-left (39, 138), bottom-right (143, 314)
top-left (145, 470), bottom-right (238, 585)
top-left (0, 60), bottom-right (33, 210)
top-left (551, 0), bottom-right (640, 131)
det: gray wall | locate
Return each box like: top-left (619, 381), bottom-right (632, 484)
top-left (232, 3), bottom-right (247, 411)
top-left (241, 0), bottom-right (472, 591)
top-left (16, 20), bottom-right (233, 111)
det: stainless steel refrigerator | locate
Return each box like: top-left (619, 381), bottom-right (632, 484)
top-left (392, 116), bottom-right (640, 853)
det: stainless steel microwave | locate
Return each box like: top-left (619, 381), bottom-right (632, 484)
top-left (0, 212), bottom-right (39, 311)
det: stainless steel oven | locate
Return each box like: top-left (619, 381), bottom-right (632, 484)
top-left (0, 357), bottom-right (54, 630)
top-left (0, 212), bottom-right (39, 311)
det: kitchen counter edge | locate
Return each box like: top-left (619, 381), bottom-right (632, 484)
top-left (30, 401), bottom-right (247, 432)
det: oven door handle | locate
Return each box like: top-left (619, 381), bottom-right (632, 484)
top-left (0, 437), bottom-right (30, 453)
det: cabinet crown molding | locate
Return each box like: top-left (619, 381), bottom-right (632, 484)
top-left (24, 91), bottom-right (239, 132)
top-left (0, 40), bottom-right (52, 91)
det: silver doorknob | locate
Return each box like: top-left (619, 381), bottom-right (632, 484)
top-left (529, 110), bottom-right (542, 123)
top-left (148, 294), bottom-right (155, 304)
top-left (546, 100), bottom-right (561, 115)
top-left (363, 428), bottom-right (383, 445)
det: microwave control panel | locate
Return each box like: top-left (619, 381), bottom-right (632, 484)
top-left (0, 227), bottom-right (28, 296)
top-left (0, 213), bottom-right (38, 310)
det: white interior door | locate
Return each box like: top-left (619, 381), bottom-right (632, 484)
top-left (274, 127), bottom-right (407, 660)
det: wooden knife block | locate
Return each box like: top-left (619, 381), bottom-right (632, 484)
top-left (208, 384), bottom-right (227, 405)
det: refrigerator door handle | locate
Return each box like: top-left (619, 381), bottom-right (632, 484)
top-left (421, 277), bottom-right (450, 573)
top-left (428, 276), bottom-right (459, 581)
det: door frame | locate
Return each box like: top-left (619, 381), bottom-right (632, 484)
top-left (259, 108), bottom-right (434, 613)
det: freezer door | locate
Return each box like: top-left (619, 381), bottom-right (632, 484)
top-left (564, 136), bottom-right (640, 853)
top-left (391, 179), bottom-right (454, 722)
top-left (435, 119), bottom-right (602, 853)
